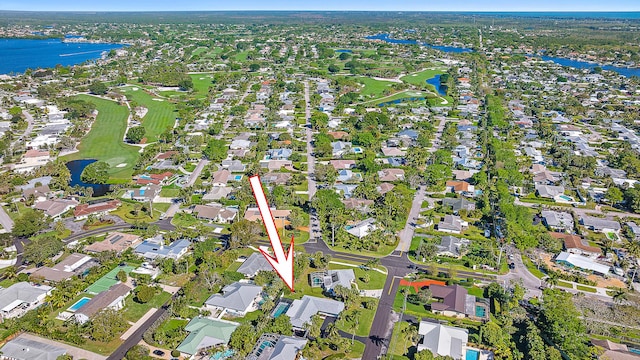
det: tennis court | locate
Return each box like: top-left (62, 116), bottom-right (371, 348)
top-left (85, 264), bottom-right (135, 294)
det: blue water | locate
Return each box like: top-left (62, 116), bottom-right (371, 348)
top-left (426, 75), bottom-right (447, 96)
top-left (365, 34), bottom-right (473, 53)
top-left (210, 349), bottom-right (234, 360)
top-left (378, 96), bottom-right (425, 107)
top-left (335, 49), bottom-right (352, 53)
top-left (68, 297), bottom-right (91, 312)
top-left (630, 348), bottom-right (640, 355)
top-left (66, 159), bottom-right (111, 197)
top-left (475, 305), bottom-right (486, 317)
top-left (272, 302), bottom-right (290, 318)
top-left (537, 55), bottom-right (640, 78)
top-left (0, 38), bottom-right (124, 74)
top-left (466, 349), bottom-right (480, 360)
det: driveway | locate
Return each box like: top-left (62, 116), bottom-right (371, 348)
top-left (0, 205), bottom-right (14, 232)
top-left (396, 185), bottom-right (426, 252)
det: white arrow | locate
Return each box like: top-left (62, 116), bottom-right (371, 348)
top-left (249, 175), bottom-right (295, 291)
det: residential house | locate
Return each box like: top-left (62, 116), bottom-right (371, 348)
top-left (34, 198), bottom-right (78, 218)
top-left (438, 215), bottom-right (468, 234)
top-left (376, 183), bottom-right (395, 195)
top-left (73, 200), bottom-right (121, 220)
top-left (430, 284), bottom-right (470, 318)
top-left (579, 215), bottom-right (621, 232)
top-left (341, 198), bottom-right (374, 212)
top-left (267, 148), bottom-right (293, 160)
top-left (212, 169), bottom-right (231, 187)
top-left (127, 184), bottom-right (160, 202)
top-left (31, 253), bottom-right (96, 283)
top-left (328, 131), bottom-right (349, 140)
top-left (237, 253), bottom-right (273, 278)
top-left (221, 159), bottom-right (246, 173)
top-left (0, 337), bottom-right (67, 360)
top-left (378, 169), bottom-right (405, 182)
top-left (0, 282), bottom-right (52, 321)
top-left (309, 269), bottom-right (355, 294)
top-left (202, 186), bottom-right (233, 202)
top-left (204, 282), bottom-right (263, 317)
top-left (436, 236), bottom-right (470, 258)
top-left (417, 322), bottom-right (469, 359)
top-left (247, 334), bottom-right (308, 360)
top-left (329, 159), bottom-right (356, 170)
top-left (452, 170), bottom-right (473, 181)
top-left (591, 339), bottom-right (640, 360)
top-left (445, 181), bottom-right (474, 195)
top-left (285, 295), bottom-right (345, 330)
top-left (176, 317), bottom-right (239, 357)
top-left (12, 149), bottom-right (51, 173)
top-left (627, 222), bottom-right (640, 240)
top-left (336, 169), bottom-right (362, 182)
top-left (73, 283), bottom-right (132, 324)
top-left (441, 198), bottom-right (476, 213)
top-left (331, 141), bottom-right (352, 157)
top-left (22, 185), bottom-right (51, 202)
top-left (535, 184), bottom-right (565, 199)
top-left (381, 147), bottom-right (406, 157)
top-left (134, 238), bottom-right (190, 261)
top-left (230, 139), bottom-right (252, 150)
top-left (261, 172), bottom-right (292, 185)
top-left (556, 252), bottom-right (610, 275)
top-left (245, 207), bottom-right (290, 223)
top-left (334, 184), bottom-right (358, 198)
top-left (541, 210), bottom-right (574, 233)
top-left (346, 218), bottom-right (376, 239)
top-left (397, 129), bottom-right (418, 141)
top-left (193, 204), bottom-right (238, 223)
top-left (259, 159), bottom-right (294, 171)
top-left (84, 232), bottom-right (141, 254)
top-left (552, 233), bottom-right (602, 259)
top-left (135, 172), bottom-right (172, 186)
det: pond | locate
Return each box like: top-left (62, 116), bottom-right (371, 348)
top-left (426, 74), bottom-right (448, 96)
top-left (66, 159), bottom-right (111, 197)
top-left (537, 55), bottom-right (640, 78)
top-left (365, 33), bottom-right (474, 53)
top-left (335, 49), bottom-right (353, 53)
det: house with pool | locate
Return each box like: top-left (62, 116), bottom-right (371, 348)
top-left (176, 317), bottom-right (239, 358)
top-left (204, 282), bottom-right (263, 317)
top-left (417, 322), bottom-right (491, 360)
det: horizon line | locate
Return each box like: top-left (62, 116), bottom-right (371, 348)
top-left (1, 9), bottom-right (640, 13)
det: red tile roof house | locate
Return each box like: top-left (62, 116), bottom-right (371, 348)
top-left (445, 181), bottom-right (473, 194)
top-left (329, 160), bottom-right (356, 170)
top-left (136, 172), bottom-right (173, 185)
top-left (74, 200), bottom-right (121, 220)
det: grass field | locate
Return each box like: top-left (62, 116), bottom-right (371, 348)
top-left (577, 285), bottom-right (597, 293)
top-left (119, 86), bottom-right (176, 142)
top-left (361, 90), bottom-right (428, 106)
top-left (122, 291), bottom-right (172, 322)
top-left (329, 263), bottom-right (387, 290)
top-left (85, 265), bottom-right (135, 294)
top-left (234, 50), bottom-right (250, 61)
top-left (400, 68), bottom-right (446, 87)
top-left (192, 47), bottom-right (208, 56)
top-left (189, 73), bottom-right (215, 99)
top-left (355, 77), bottom-right (396, 97)
top-left (336, 304), bottom-right (377, 337)
top-left (63, 95), bottom-right (139, 180)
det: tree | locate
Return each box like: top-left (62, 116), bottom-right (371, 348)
top-left (13, 208), bottom-right (49, 237)
top-left (126, 126), bottom-right (146, 144)
top-left (9, 106), bottom-right (23, 122)
top-left (125, 344), bottom-right (151, 360)
top-left (612, 288), bottom-right (628, 304)
top-left (606, 186), bottom-right (624, 206)
top-left (203, 139), bottom-right (227, 161)
top-left (81, 161), bottom-right (110, 184)
top-left (135, 285), bottom-right (156, 303)
top-left (117, 270), bottom-right (127, 283)
top-left (229, 323), bottom-right (258, 356)
top-left (328, 64), bottom-right (340, 73)
top-left (178, 78), bottom-right (193, 91)
top-left (414, 349), bottom-right (436, 360)
top-left (89, 81), bottom-right (108, 95)
top-left (537, 289), bottom-right (590, 359)
top-left (309, 111), bottom-right (329, 131)
top-left (229, 219), bottom-right (261, 248)
top-left (249, 63), bottom-right (260, 72)
top-left (91, 308), bottom-right (128, 342)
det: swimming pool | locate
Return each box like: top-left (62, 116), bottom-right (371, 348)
top-left (210, 349), bottom-right (234, 360)
top-left (272, 302), bottom-right (290, 318)
top-left (475, 305), bottom-right (486, 317)
top-left (233, 175), bottom-right (243, 181)
top-left (558, 195), bottom-right (573, 201)
top-left (68, 297), bottom-right (91, 312)
top-left (466, 349), bottom-right (480, 360)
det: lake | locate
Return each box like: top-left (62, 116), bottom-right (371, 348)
top-left (537, 55), bottom-right (640, 78)
top-left (66, 159), bottom-right (111, 197)
top-left (426, 74), bottom-right (448, 96)
top-left (0, 38), bottom-right (124, 74)
top-left (365, 33), bottom-right (473, 53)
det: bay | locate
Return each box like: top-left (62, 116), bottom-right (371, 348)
top-left (0, 38), bottom-right (124, 75)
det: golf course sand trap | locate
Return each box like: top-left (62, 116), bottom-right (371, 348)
top-left (131, 87), bottom-right (139, 91)
top-left (152, 98), bottom-right (164, 102)
top-left (116, 163), bottom-right (127, 168)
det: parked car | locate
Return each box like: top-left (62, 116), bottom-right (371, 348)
top-left (153, 350), bottom-right (165, 356)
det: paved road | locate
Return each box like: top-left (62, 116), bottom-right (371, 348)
top-left (396, 185), bottom-right (426, 252)
top-left (514, 197), bottom-right (640, 220)
top-left (106, 303), bottom-right (170, 360)
top-left (10, 110), bottom-right (35, 151)
top-left (184, 159), bottom-right (209, 187)
top-left (303, 81), bottom-right (317, 201)
top-left (497, 250), bottom-right (542, 299)
top-left (0, 204), bottom-right (14, 233)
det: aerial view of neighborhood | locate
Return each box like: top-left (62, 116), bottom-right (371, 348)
top-left (0, 3), bottom-right (640, 360)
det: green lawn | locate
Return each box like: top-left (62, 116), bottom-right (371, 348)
top-left (557, 281), bottom-right (573, 289)
top-left (522, 256), bottom-right (546, 279)
top-left (361, 90), bottom-right (429, 106)
top-left (189, 74), bottom-right (215, 99)
top-left (63, 95), bottom-right (139, 180)
top-left (328, 263), bottom-right (387, 290)
top-left (122, 291), bottom-right (172, 322)
top-left (119, 86), bottom-right (176, 142)
top-left (335, 302), bottom-right (377, 337)
top-left (160, 188), bottom-right (180, 197)
top-left (388, 321), bottom-right (413, 360)
top-left (234, 51), bottom-right (250, 61)
top-left (400, 68), bottom-right (446, 87)
top-left (577, 285), bottom-right (597, 293)
top-left (355, 77), bottom-right (396, 97)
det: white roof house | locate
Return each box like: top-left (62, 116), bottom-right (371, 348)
top-left (0, 336), bottom-right (66, 360)
top-left (346, 218), bottom-right (376, 239)
top-left (286, 295), bottom-right (345, 329)
top-left (0, 282), bottom-right (51, 320)
top-left (417, 322), bottom-right (469, 359)
top-left (556, 251), bottom-right (611, 275)
top-left (205, 282), bottom-right (263, 316)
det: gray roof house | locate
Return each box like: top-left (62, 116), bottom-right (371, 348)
top-left (331, 141), bottom-right (352, 157)
top-left (541, 210), bottom-right (574, 232)
top-left (437, 215), bottom-right (468, 234)
top-left (417, 322), bottom-right (469, 359)
top-left (346, 218), bottom-right (376, 238)
top-left (267, 148), bottom-right (293, 160)
top-left (205, 282), bottom-right (263, 316)
top-left (535, 184), bottom-right (565, 199)
top-left (134, 238), bottom-right (190, 260)
top-left (436, 236), bottom-right (470, 258)
top-left (627, 222), bottom-right (640, 239)
top-left (286, 295), bottom-right (345, 330)
top-left (0, 336), bottom-right (66, 360)
top-left (202, 186), bottom-right (233, 202)
top-left (237, 253), bottom-right (274, 278)
top-left (310, 269), bottom-right (355, 294)
top-left (0, 282), bottom-right (51, 320)
top-left (247, 334), bottom-right (308, 360)
top-left (442, 198), bottom-right (476, 213)
top-left (580, 215), bottom-right (621, 232)
top-left (74, 283), bottom-right (132, 324)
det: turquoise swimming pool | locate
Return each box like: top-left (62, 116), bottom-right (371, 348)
top-left (475, 305), bottom-right (486, 317)
top-left (272, 302), bottom-right (290, 318)
top-left (466, 349), bottom-right (480, 360)
top-left (210, 349), bottom-right (234, 360)
top-left (68, 297), bottom-right (91, 312)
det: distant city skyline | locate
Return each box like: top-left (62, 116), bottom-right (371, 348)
top-left (0, 0), bottom-right (638, 12)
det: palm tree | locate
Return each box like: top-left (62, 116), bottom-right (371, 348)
top-left (402, 324), bottom-right (419, 354)
top-left (625, 240), bottom-right (640, 282)
top-left (612, 288), bottom-right (628, 304)
top-left (545, 272), bottom-right (559, 288)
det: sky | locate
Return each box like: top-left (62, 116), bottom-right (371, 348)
top-left (0, 0), bottom-right (638, 12)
